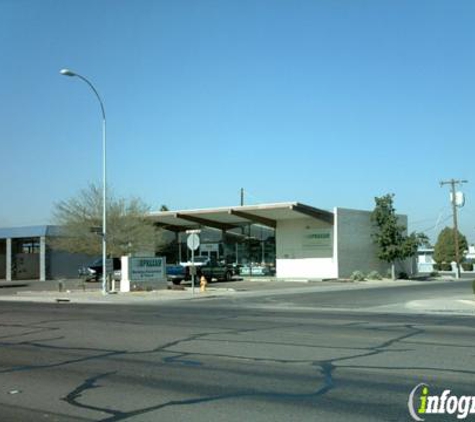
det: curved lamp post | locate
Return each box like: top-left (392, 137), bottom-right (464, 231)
top-left (60, 68), bottom-right (108, 295)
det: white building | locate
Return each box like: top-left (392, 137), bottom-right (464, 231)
top-left (0, 202), bottom-right (412, 281)
top-left (149, 202), bottom-right (410, 280)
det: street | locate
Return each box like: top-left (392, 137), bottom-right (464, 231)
top-left (218, 278), bottom-right (474, 310)
top-left (0, 280), bottom-right (474, 421)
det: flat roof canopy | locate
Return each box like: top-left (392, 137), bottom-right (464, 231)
top-left (0, 225), bottom-right (62, 239)
top-left (148, 202), bottom-right (334, 232)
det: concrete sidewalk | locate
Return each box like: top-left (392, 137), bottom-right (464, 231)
top-left (0, 277), bottom-right (473, 316)
top-left (0, 288), bottom-right (231, 304)
top-left (0, 275), bottom-right (455, 300)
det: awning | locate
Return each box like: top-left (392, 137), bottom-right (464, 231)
top-left (147, 202), bottom-right (334, 232)
top-left (0, 225), bottom-right (62, 239)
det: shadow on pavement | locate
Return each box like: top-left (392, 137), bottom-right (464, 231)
top-left (0, 282), bottom-right (29, 289)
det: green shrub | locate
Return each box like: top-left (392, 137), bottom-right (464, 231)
top-left (367, 271), bottom-right (382, 280)
top-left (461, 262), bottom-right (474, 272)
top-left (398, 271), bottom-right (409, 280)
top-left (434, 263), bottom-right (452, 271)
top-left (350, 271), bottom-right (366, 281)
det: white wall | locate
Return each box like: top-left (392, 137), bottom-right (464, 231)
top-left (275, 218), bottom-right (337, 279)
top-left (276, 258), bottom-right (336, 279)
top-left (335, 208), bottom-right (410, 278)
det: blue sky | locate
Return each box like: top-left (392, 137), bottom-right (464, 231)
top-left (1, 0), bottom-right (474, 243)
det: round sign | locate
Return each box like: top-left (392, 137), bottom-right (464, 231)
top-left (187, 233), bottom-right (200, 251)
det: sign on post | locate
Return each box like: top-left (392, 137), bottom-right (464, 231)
top-left (187, 233), bottom-right (200, 251)
top-left (129, 257), bottom-right (166, 281)
top-left (186, 231), bottom-right (200, 295)
top-left (120, 256), bottom-right (167, 292)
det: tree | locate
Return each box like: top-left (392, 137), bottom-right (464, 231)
top-left (433, 227), bottom-right (468, 268)
top-left (52, 184), bottom-right (165, 257)
top-left (371, 194), bottom-right (428, 279)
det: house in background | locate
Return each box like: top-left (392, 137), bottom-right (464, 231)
top-left (465, 245), bottom-right (475, 261)
top-left (417, 247), bottom-right (436, 273)
top-left (417, 245), bottom-right (475, 273)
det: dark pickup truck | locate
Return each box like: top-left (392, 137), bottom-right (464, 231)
top-left (166, 258), bottom-right (235, 285)
top-left (78, 257), bottom-right (121, 282)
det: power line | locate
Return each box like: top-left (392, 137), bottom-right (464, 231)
top-left (409, 205), bottom-right (450, 225)
top-left (415, 214), bottom-right (453, 234)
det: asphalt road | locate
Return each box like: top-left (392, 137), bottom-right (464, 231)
top-left (219, 279), bottom-right (474, 310)
top-left (0, 281), bottom-right (474, 421)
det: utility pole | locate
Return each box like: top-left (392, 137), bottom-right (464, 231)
top-left (440, 179), bottom-right (468, 279)
top-left (240, 188), bottom-right (244, 206)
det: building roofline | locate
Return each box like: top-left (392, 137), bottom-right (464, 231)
top-left (148, 202), bottom-right (334, 231)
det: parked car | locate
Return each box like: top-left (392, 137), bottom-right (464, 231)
top-left (78, 258), bottom-right (121, 282)
top-left (179, 256), bottom-right (210, 267)
top-left (166, 264), bottom-right (187, 284)
top-left (239, 264), bottom-right (271, 276)
top-left (200, 258), bottom-right (235, 282)
top-left (167, 257), bottom-right (235, 285)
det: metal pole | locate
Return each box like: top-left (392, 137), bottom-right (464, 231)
top-left (191, 246), bottom-right (195, 295)
top-left (176, 232), bottom-right (182, 264)
top-left (450, 181), bottom-right (460, 279)
top-left (60, 69), bottom-right (107, 294)
top-left (102, 116), bottom-right (107, 294)
top-left (249, 224), bottom-right (252, 277)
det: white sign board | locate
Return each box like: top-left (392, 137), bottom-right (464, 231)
top-left (187, 233), bottom-right (200, 251)
top-left (129, 257), bottom-right (166, 282)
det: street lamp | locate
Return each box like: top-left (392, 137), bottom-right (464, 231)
top-left (60, 68), bottom-right (108, 295)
